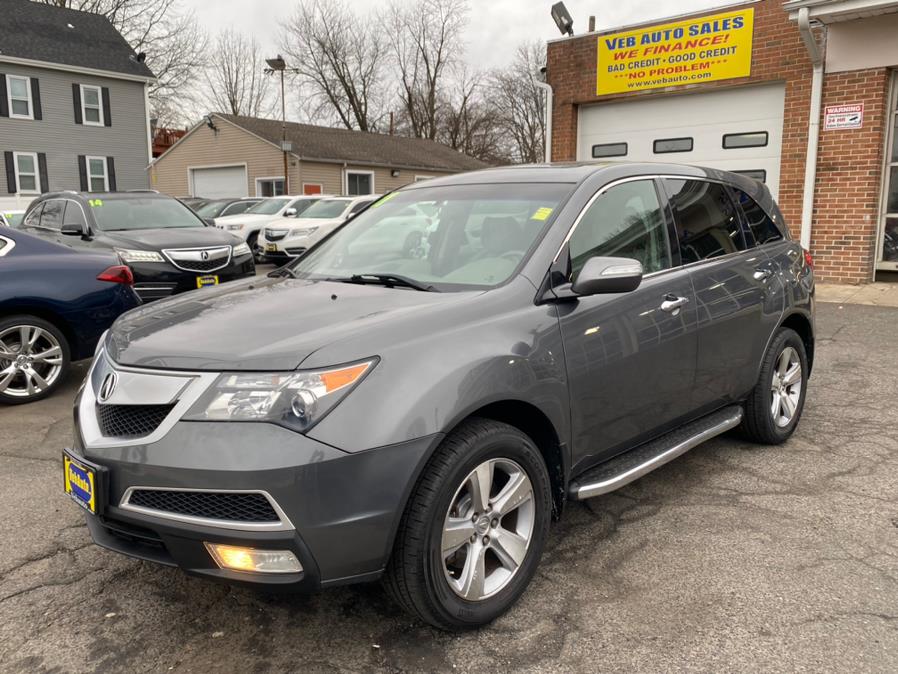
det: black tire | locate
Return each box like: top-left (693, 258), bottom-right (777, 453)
top-left (247, 232), bottom-right (262, 263)
top-left (0, 315), bottom-right (70, 405)
top-left (384, 418), bottom-right (552, 630)
top-left (741, 327), bottom-right (808, 444)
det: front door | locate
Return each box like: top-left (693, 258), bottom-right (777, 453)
top-left (663, 178), bottom-right (779, 409)
top-left (556, 178), bottom-right (698, 472)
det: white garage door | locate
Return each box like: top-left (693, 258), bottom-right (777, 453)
top-left (577, 84), bottom-right (785, 198)
top-left (191, 166), bottom-right (248, 198)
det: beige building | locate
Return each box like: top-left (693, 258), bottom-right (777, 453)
top-left (148, 113), bottom-right (487, 198)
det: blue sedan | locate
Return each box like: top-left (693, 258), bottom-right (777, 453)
top-left (0, 228), bottom-right (140, 404)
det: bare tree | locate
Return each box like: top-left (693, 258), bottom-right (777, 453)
top-left (438, 69), bottom-right (504, 163)
top-left (282, 0), bottom-right (388, 132)
top-left (200, 29), bottom-right (272, 117)
top-left (35, 0), bottom-right (207, 125)
top-left (383, 0), bottom-right (467, 140)
top-left (490, 42), bottom-right (547, 164)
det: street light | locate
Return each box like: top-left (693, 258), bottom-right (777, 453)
top-left (264, 55), bottom-right (299, 194)
top-left (551, 2), bottom-right (574, 36)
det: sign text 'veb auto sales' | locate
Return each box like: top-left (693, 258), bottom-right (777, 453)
top-left (596, 8), bottom-right (754, 96)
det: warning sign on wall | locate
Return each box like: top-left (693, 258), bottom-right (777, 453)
top-left (824, 103), bottom-right (864, 130)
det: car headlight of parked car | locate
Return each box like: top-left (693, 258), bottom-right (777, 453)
top-left (290, 226), bottom-right (319, 237)
top-left (226, 224), bottom-right (244, 231)
top-left (233, 242), bottom-right (251, 257)
top-left (115, 248), bottom-right (165, 263)
top-left (183, 359), bottom-right (377, 432)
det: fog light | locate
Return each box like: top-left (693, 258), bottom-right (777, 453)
top-left (204, 543), bottom-right (303, 574)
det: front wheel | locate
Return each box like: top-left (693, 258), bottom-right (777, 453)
top-left (384, 419), bottom-right (552, 630)
top-left (741, 327), bottom-right (808, 444)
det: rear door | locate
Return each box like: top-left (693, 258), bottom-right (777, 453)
top-left (662, 178), bottom-right (780, 409)
top-left (556, 178), bottom-right (698, 471)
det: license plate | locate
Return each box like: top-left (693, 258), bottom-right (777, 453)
top-left (265, 243), bottom-right (277, 253)
top-left (196, 275), bottom-right (219, 288)
top-left (63, 452), bottom-right (98, 514)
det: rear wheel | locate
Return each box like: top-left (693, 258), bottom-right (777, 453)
top-left (384, 418), bottom-right (552, 630)
top-left (741, 327), bottom-right (808, 444)
top-left (0, 316), bottom-right (70, 405)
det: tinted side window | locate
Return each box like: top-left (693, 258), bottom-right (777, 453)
top-left (39, 200), bottom-right (65, 230)
top-left (569, 180), bottom-right (671, 279)
top-left (223, 201), bottom-right (254, 216)
top-left (349, 199), bottom-right (374, 215)
top-left (732, 188), bottom-right (783, 246)
top-left (24, 202), bottom-right (44, 227)
top-left (664, 179), bottom-right (746, 263)
top-left (63, 201), bottom-right (88, 229)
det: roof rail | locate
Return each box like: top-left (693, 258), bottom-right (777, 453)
top-left (126, 189), bottom-right (160, 193)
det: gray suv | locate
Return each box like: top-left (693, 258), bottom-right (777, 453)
top-left (63, 163), bottom-right (814, 630)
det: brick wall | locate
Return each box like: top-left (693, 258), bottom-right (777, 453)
top-left (811, 68), bottom-right (891, 283)
top-left (546, 0), bottom-right (813, 242)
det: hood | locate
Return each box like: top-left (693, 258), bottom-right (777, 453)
top-left (96, 227), bottom-right (242, 250)
top-left (106, 276), bottom-right (476, 371)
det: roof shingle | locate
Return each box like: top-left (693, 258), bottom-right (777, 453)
top-left (0, 0), bottom-right (154, 79)
top-left (217, 113), bottom-right (489, 173)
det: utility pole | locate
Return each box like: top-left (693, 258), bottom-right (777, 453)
top-left (265, 55), bottom-right (300, 194)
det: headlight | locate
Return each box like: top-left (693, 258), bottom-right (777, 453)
top-left (115, 248), bottom-right (164, 263)
top-left (233, 242), bottom-right (251, 257)
top-left (226, 224), bottom-right (244, 231)
top-left (290, 226), bottom-right (319, 237)
top-left (184, 359), bottom-right (377, 432)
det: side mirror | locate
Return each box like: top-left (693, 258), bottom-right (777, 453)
top-left (284, 208), bottom-right (297, 217)
top-left (203, 217), bottom-right (216, 227)
top-left (60, 223), bottom-right (86, 237)
top-left (571, 256), bottom-right (643, 296)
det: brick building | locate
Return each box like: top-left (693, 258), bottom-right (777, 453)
top-left (546, 0), bottom-right (898, 283)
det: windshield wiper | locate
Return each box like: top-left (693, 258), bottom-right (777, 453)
top-left (339, 273), bottom-right (436, 292)
top-left (268, 266), bottom-right (298, 279)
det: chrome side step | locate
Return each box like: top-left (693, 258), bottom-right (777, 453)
top-left (570, 406), bottom-right (743, 500)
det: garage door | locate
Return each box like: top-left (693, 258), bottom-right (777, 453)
top-left (577, 84), bottom-right (785, 198)
top-left (190, 166), bottom-right (248, 198)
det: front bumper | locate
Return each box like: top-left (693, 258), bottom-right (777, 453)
top-left (72, 380), bottom-right (438, 589)
top-left (130, 255), bottom-right (256, 302)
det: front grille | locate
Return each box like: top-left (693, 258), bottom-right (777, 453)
top-left (96, 403), bottom-right (174, 438)
top-left (264, 228), bottom-right (287, 241)
top-left (170, 257), bottom-right (226, 272)
top-left (163, 247), bottom-right (231, 273)
top-left (127, 489), bottom-right (280, 523)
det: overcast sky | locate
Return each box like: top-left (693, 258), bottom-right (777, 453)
top-left (182, 0), bottom-right (727, 70)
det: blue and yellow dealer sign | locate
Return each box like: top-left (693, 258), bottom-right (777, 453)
top-left (597, 8), bottom-right (754, 95)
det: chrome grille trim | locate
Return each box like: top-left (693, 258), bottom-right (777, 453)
top-left (162, 246), bottom-right (232, 273)
top-left (119, 486), bottom-right (294, 532)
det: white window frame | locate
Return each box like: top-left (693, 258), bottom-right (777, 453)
top-left (344, 170), bottom-right (375, 196)
top-left (7, 75), bottom-right (33, 120)
top-left (254, 176), bottom-right (286, 197)
top-left (86, 156), bottom-right (109, 192)
top-left (80, 84), bottom-right (104, 126)
top-left (12, 151), bottom-right (40, 194)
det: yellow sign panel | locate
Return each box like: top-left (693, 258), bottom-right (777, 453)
top-left (596, 8), bottom-right (754, 96)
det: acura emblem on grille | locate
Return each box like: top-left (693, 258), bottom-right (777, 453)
top-left (98, 372), bottom-right (118, 403)
top-left (200, 250), bottom-right (210, 261)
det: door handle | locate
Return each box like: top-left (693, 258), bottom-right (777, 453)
top-left (753, 268), bottom-right (774, 281)
top-left (660, 295), bottom-right (690, 313)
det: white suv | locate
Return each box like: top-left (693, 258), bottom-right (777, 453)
top-left (215, 196), bottom-right (324, 258)
top-left (258, 194), bottom-right (380, 263)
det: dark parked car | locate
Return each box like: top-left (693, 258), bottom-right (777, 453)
top-left (21, 192), bottom-right (255, 302)
top-left (0, 228), bottom-right (139, 404)
top-left (65, 163), bottom-right (814, 630)
top-left (178, 197), bottom-right (210, 211)
top-left (194, 198), bottom-right (263, 220)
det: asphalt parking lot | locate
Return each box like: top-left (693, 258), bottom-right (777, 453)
top-left (1, 299), bottom-right (896, 673)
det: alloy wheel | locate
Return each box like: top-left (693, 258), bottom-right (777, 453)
top-left (0, 325), bottom-right (64, 399)
top-left (770, 346), bottom-right (802, 428)
top-left (441, 458), bottom-right (535, 601)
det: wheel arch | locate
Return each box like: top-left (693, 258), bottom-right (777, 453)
top-left (779, 311), bottom-right (814, 374)
top-left (0, 306), bottom-right (76, 355)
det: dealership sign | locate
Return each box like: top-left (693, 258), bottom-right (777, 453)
top-left (824, 103), bottom-right (864, 130)
top-left (596, 8), bottom-right (754, 96)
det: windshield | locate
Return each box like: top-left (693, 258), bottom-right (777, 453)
top-left (299, 199), bottom-right (352, 219)
top-left (246, 198), bottom-right (290, 215)
top-left (4, 213), bottom-right (23, 227)
top-left (195, 200), bottom-right (229, 217)
top-left (289, 183), bottom-right (571, 290)
top-left (90, 198), bottom-right (204, 231)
